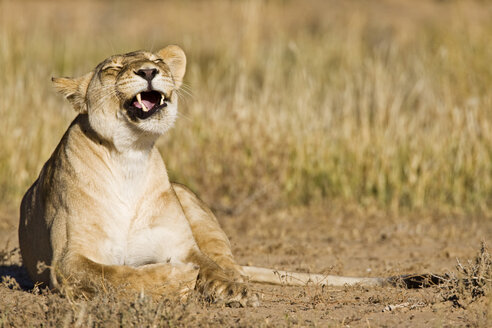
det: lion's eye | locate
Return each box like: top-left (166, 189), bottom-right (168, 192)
top-left (102, 65), bottom-right (122, 72)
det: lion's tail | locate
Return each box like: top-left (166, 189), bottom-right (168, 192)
top-left (241, 266), bottom-right (384, 287)
top-left (241, 266), bottom-right (446, 288)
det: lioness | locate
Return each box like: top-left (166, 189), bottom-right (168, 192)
top-left (19, 46), bottom-right (431, 306)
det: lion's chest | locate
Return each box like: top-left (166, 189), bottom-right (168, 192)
top-left (77, 155), bottom-right (196, 267)
top-left (98, 220), bottom-right (192, 267)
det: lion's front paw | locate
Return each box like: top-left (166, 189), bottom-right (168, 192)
top-left (197, 272), bottom-right (259, 307)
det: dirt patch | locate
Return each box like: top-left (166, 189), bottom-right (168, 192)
top-left (0, 205), bottom-right (490, 327)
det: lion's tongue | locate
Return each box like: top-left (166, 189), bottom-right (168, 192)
top-left (133, 92), bottom-right (160, 111)
top-left (133, 99), bottom-right (155, 110)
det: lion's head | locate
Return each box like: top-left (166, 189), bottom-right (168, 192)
top-left (52, 46), bottom-right (186, 144)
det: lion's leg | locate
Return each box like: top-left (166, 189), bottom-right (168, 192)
top-left (184, 249), bottom-right (259, 306)
top-left (172, 183), bottom-right (243, 279)
top-left (52, 253), bottom-right (199, 299)
top-left (173, 184), bottom-right (258, 306)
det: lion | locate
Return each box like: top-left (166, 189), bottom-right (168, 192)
top-left (18, 46), bottom-right (436, 306)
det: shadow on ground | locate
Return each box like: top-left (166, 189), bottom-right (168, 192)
top-left (0, 264), bottom-right (33, 290)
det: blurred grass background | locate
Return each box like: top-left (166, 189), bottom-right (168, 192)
top-left (1, 0), bottom-right (492, 214)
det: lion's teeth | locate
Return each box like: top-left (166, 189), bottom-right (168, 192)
top-left (160, 95), bottom-right (164, 105)
top-left (136, 93), bottom-right (149, 112)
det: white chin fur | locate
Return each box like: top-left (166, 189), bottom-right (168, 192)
top-left (136, 112), bottom-right (177, 135)
top-left (128, 103), bottom-right (178, 136)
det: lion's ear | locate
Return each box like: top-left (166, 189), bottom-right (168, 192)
top-left (157, 45), bottom-right (186, 88)
top-left (52, 72), bottom-right (93, 113)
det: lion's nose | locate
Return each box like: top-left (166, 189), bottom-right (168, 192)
top-left (135, 68), bottom-right (158, 82)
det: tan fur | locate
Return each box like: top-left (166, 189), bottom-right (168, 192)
top-left (19, 46), bottom-right (393, 307)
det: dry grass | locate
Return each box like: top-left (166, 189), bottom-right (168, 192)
top-left (440, 242), bottom-right (492, 308)
top-left (1, 0), bottom-right (492, 214)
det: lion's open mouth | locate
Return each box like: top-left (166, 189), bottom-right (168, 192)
top-left (125, 91), bottom-right (167, 120)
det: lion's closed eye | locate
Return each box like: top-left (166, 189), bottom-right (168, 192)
top-left (102, 65), bottom-right (122, 72)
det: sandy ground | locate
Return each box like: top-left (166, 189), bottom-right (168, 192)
top-left (0, 204), bottom-right (491, 327)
